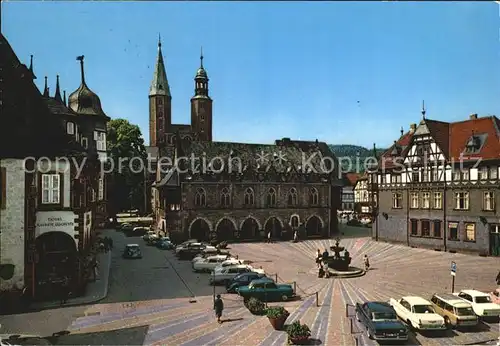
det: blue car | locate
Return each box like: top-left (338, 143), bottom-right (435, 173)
top-left (157, 238), bottom-right (174, 250)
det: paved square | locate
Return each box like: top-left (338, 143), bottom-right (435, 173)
top-left (66, 238), bottom-right (500, 345)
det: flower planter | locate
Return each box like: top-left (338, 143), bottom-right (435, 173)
top-left (268, 315), bottom-right (288, 330)
top-left (288, 336), bottom-right (310, 345)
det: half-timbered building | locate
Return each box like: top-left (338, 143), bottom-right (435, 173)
top-left (372, 111), bottom-right (500, 256)
top-left (353, 174), bottom-right (373, 216)
top-left (148, 39), bottom-right (342, 243)
top-left (0, 33), bottom-right (109, 304)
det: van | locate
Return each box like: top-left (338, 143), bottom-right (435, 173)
top-left (430, 293), bottom-right (478, 328)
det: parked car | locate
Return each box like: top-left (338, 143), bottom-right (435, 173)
top-left (143, 231), bottom-right (158, 241)
top-left (127, 226), bottom-right (147, 236)
top-left (389, 296), bottom-right (446, 331)
top-left (209, 265), bottom-right (259, 285)
top-left (238, 278), bottom-right (294, 302)
top-left (226, 272), bottom-right (268, 293)
top-left (175, 239), bottom-right (200, 250)
top-left (119, 223), bottom-right (133, 232)
top-left (430, 293), bottom-right (478, 328)
top-left (192, 251), bottom-right (231, 263)
top-left (489, 288), bottom-right (500, 304)
top-left (175, 242), bottom-right (204, 254)
top-left (176, 243), bottom-right (207, 260)
top-left (192, 255), bottom-right (229, 272)
top-left (156, 238), bottom-right (174, 250)
top-left (213, 258), bottom-right (245, 270)
top-left (122, 244), bottom-right (142, 259)
top-left (355, 301), bottom-right (408, 341)
top-left (453, 289), bottom-right (500, 319)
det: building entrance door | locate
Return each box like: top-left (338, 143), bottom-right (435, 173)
top-left (489, 224), bottom-right (500, 256)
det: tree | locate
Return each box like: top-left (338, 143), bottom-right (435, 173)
top-left (107, 119), bottom-right (147, 214)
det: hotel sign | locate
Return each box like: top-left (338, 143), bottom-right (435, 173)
top-left (35, 211), bottom-right (77, 237)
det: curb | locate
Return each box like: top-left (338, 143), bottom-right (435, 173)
top-left (29, 251), bottom-right (112, 310)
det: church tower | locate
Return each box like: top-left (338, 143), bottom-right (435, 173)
top-left (190, 49), bottom-right (212, 142)
top-left (149, 36), bottom-right (172, 147)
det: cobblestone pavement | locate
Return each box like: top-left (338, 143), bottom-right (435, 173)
top-left (61, 237), bottom-right (499, 345)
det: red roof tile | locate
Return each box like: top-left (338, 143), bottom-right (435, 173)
top-left (345, 173), bottom-right (361, 186)
top-left (449, 116), bottom-right (500, 161)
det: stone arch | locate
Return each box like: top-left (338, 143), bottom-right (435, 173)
top-left (240, 216), bottom-right (262, 240)
top-left (305, 214), bottom-right (324, 237)
top-left (215, 217), bottom-right (238, 241)
top-left (264, 216), bottom-right (285, 240)
top-left (188, 217), bottom-right (213, 241)
top-left (289, 213), bottom-right (300, 228)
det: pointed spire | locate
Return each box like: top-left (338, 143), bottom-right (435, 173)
top-left (200, 46), bottom-right (204, 68)
top-left (400, 126), bottom-right (404, 137)
top-left (63, 90), bottom-right (67, 105)
top-left (76, 55), bottom-right (86, 85)
top-left (54, 75), bottom-right (63, 102)
top-left (28, 55), bottom-right (36, 79)
top-left (421, 100), bottom-right (426, 119)
top-left (149, 35), bottom-right (171, 97)
top-left (43, 76), bottom-right (49, 97)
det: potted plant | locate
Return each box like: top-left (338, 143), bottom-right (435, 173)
top-left (244, 297), bottom-right (266, 315)
top-left (286, 320), bottom-right (311, 345)
top-left (266, 306), bottom-right (290, 330)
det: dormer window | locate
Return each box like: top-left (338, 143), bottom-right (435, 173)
top-left (67, 122), bottom-right (74, 135)
top-left (465, 135), bottom-right (483, 154)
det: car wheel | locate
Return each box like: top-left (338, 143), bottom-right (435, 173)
top-left (444, 316), bottom-right (451, 328)
top-left (281, 294), bottom-right (289, 301)
top-left (407, 319), bottom-right (415, 330)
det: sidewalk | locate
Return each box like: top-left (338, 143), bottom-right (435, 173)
top-left (30, 249), bottom-right (112, 310)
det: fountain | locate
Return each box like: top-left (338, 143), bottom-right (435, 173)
top-left (322, 237), bottom-right (364, 278)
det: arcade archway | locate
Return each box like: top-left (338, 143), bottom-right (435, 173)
top-left (189, 218), bottom-right (211, 242)
top-left (264, 217), bottom-right (283, 239)
top-left (306, 216), bottom-right (323, 237)
top-left (216, 218), bottom-right (237, 241)
top-left (240, 218), bottom-right (260, 240)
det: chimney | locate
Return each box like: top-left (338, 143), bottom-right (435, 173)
top-left (410, 123), bottom-right (417, 133)
top-left (469, 114), bottom-right (478, 120)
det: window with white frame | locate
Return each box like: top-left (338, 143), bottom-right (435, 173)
top-left (490, 167), bottom-right (498, 180)
top-left (410, 192), bottom-right (419, 209)
top-left (464, 223), bottom-right (476, 242)
top-left (94, 131), bottom-right (107, 151)
top-left (422, 192), bottom-right (430, 209)
top-left (41, 174), bottom-right (60, 204)
top-left (392, 192), bottom-right (402, 208)
top-left (67, 122), bottom-right (74, 135)
top-left (454, 192), bottom-right (469, 210)
top-left (483, 191), bottom-right (494, 211)
top-left (98, 178), bottom-right (104, 200)
top-left (433, 192), bottom-right (442, 209)
top-left (478, 167), bottom-right (488, 180)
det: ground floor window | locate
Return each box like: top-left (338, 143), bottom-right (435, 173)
top-left (448, 222), bottom-right (459, 240)
top-left (433, 220), bottom-right (442, 238)
top-left (464, 223), bottom-right (476, 242)
top-left (410, 219), bottom-right (418, 236)
top-left (421, 220), bottom-right (430, 237)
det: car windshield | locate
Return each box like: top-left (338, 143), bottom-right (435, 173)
top-left (413, 305), bottom-right (434, 314)
top-left (372, 312), bottom-right (396, 321)
top-left (475, 296), bottom-right (491, 303)
top-left (455, 307), bottom-right (475, 316)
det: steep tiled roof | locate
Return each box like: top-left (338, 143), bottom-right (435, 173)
top-left (345, 172), bottom-right (361, 186)
top-left (449, 116), bottom-right (500, 161)
top-left (45, 97), bottom-right (76, 117)
top-left (379, 131), bottom-right (414, 169)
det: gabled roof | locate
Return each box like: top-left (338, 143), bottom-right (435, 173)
top-left (449, 116), bottom-right (500, 161)
top-left (345, 173), bottom-right (361, 186)
top-left (379, 131), bottom-right (414, 169)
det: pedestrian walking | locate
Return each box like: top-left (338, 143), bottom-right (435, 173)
top-left (267, 232), bottom-right (271, 243)
top-left (364, 255), bottom-right (370, 271)
top-left (323, 261), bottom-right (330, 278)
top-left (293, 231), bottom-right (298, 243)
top-left (214, 294), bottom-right (224, 324)
top-left (315, 249), bottom-right (322, 268)
top-left (60, 276), bottom-right (70, 305)
top-left (322, 249), bottom-right (329, 261)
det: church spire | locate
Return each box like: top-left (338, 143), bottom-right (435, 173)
top-left (193, 47), bottom-right (209, 98)
top-left (43, 76), bottom-right (49, 97)
top-left (421, 100), bottom-right (426, 119)
top-left (28, 55), bottom-right (36, 79)
top-left (200, 47), bottom-right (204, 68)
top-left (54, 75), bottom-right (63, 103)
top-left (63, 90), bottom-right (67, 105)
top-left (149, 35), bottom-right (171, 97)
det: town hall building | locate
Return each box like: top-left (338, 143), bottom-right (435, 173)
top-left (148, 39), bottom-right (343, 243)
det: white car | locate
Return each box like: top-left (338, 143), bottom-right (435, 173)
top-left (389, 296), bottom-right (446, 331)
top-left (192, 252), bottom-right (231, 263)
top-left (175, 242), bottom-right (204, 254)
top-left (143, 231), bottom-right (158, 241)
top-left (454, 289), bottom-right (500, 318)
top-left (214, 258), bottom-right (246, 270)
top-left (192, 255), bottom-right (230, 272)
top-left (209, 265), bottom-right (264, 285)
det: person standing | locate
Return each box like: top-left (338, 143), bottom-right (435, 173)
top-left (496, 270), bottom-right (500, 285)
top-left (315, 249), bottom-right (322, 268)
top-left (267, 231), bottom-right (271, 243)
top-left (364, 255), bottom-right (370, 271)
top-left (293, 231), bottom-right (298, 242)
top-left (214, 294), bottom-right (224, 324)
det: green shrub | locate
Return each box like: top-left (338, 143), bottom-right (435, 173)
top-left (286, 320), bottom-right (311, 339)
top-left (245, 297), bottom-right (266, 315)
top-left (266, 306), bottom-right (289, 319)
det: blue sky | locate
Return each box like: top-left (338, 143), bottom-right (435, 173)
top-left (3, 2), bottom-right (499, 148)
